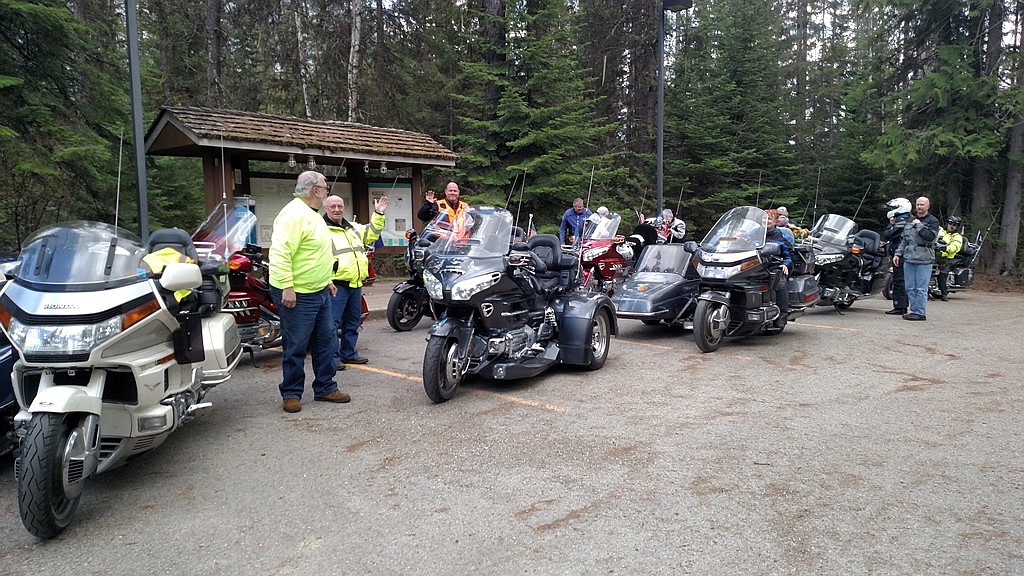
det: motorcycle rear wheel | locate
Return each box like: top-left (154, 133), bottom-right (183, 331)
top-left (387, 291), bottom-right (425, 332)
top-left (881, 272), bottom-right (892, 300)
top-left (694, 299), bottom-right (728, 353)
top-left (18, 412), bottom-right (83, 539)
top-left (423, 335), bottom-right (464, 403)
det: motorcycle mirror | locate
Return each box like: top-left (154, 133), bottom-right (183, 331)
top-left (760, 243), bottom-right (781, 257)
top-left (160, 262), bottom-right (203, 291)
top-left (683, 240), bottom-right (699, 254)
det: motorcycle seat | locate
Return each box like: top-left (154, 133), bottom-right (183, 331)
top-left (528, 234), bottom-right (565, 293)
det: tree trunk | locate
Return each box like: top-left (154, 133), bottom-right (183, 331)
top-left (205, 0), bottom-right (223, 108)
top-left (482, 0), bottom-right (506, 109)
top-left (347, 0), bottom-right (362, 122)
top-left (374, 0), bottom-right (385, 122)
top-left (151, 0), bottom-right (173, 103)
top-left (293, 0), bottom-right (312, 119)
top-left (995, 115), bottom-right (1023, 273)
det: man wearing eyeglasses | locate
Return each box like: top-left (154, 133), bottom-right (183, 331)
top-left (269, 171), bottom-right (351, 413)
top-left (324, 193), bottom-right (387, 368)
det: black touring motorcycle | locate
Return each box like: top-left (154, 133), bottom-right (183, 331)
top-left (686, 206), bottom-right (820, 352)
top-left (806, 213), bottom-right (888, 310)
top-left (386, 228), bottom-right (433, 331)
top-left (418, 206), bottom-right (616, 403)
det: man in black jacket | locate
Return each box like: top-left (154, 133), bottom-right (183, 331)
top-left (893, 196), bottom-right (940, 321)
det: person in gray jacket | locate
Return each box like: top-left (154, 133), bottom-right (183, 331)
top-left (893, 196), bottom-right (940, 321)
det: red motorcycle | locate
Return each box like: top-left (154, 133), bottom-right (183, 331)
top-left (578, 213), bottom-right (637, 296)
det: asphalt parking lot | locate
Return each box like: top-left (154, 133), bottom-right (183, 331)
top-left (1, 288), bottom-right (1022, 575)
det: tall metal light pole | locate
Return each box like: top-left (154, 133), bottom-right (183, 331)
top-left (126, 0), bottom-right (149, 242)
top-left (657, 0), bottom-right (692, 214)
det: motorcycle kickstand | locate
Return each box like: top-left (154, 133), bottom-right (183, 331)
top-left (834, 304), bottom-right (845, 315)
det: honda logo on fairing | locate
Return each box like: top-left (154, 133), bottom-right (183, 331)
top-left (481, 303), bottom-right (494, 317)
top-left (43, 304), bottom-right (76, 309)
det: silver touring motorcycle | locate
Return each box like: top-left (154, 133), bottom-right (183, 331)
top-left (0, 217), bottom-right (244, 538)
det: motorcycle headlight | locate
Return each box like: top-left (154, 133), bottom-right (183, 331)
top-left (423, 272), bottom-right (444, 300)
top-left (8, 315), bottom-right (122, 355)
top-left (451, 272), bottom-right (501, 301)
top-left (815, 254), bottom-right (845, 266)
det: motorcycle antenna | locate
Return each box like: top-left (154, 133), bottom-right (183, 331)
top-left (586, 166), bottom-right (596, 204)
top-left (755, 170), bottom-right (762, 206)
top-left (851, 183), bottom-right (872, 222)
top-left (675, 186), bottom-right (684, 214)
top-left (514, 171), bottom-right (527, 231)
top-left (114, 128), bottom-right (124, 231)
top-left (504, 172), bottom-right (521, 210)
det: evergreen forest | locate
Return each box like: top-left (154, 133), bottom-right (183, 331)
top-left (2, 0), bottom-right (1023, 274)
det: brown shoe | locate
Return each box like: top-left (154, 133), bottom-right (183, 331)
top-left (314, 390), bottom-right (351, 403)
top-left (282, 398), bottom-right (301, 413)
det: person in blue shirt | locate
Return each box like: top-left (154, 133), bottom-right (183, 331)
top-left (559, 198), bottom-right (592, 245)
top-left (765, 208), bottom-right (793, 328)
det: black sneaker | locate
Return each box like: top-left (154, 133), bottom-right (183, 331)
top-left (903, 313), bottom-right (926, 321)
top-left (885, 309), bottom-right (906, 315)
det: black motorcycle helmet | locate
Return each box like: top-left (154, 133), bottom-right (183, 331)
top-left (946, 215), bottom-right (962, 228)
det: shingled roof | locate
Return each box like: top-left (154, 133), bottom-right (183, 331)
top-left (145, 106), bottom-right (457, 167)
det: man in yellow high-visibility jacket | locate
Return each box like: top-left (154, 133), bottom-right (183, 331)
top-left (324, 194), bottom-right (388, 367)
top-left (936, 215), bottom-right (964, 301)
top-left (140, 245), bottom-right (195, 304)
top-left (269, 170), bottom-right (350, 413)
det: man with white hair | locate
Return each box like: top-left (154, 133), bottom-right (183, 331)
top-left (655, 208), bottom-right (686, 243)
top-left (269, 171), bottom-right (351, 413)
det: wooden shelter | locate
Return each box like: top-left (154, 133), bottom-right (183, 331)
top-left (144, 106), bottom-right (457, 250)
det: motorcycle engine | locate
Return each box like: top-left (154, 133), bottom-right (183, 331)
top-left (489, 325), bottom-right (542, 361)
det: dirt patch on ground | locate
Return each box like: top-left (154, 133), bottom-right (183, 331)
top-left (973, 272), bottom-right (1024, 293)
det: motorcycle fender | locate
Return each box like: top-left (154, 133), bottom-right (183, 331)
top-left (28, 386), bottom-right (102, 416)
top-left (698, 290), bottom-right (731, 306)
top-left (557, 293), bottom-right (618, 366)
top-left (393, 281), bottom-right (423, 295)
top-left (427, 317), bottom-right (475, 359)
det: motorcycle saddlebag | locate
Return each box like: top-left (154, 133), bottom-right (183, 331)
top-left (954, 267), bottom-right (974, 289)
top-left (786, 275), bottom-right (820, 307)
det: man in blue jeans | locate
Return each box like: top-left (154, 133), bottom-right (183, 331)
top-left (269, 171), bottom-right (351, 413)
top-left (893, 196), bottom-right (940, 321)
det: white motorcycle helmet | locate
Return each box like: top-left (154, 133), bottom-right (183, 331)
top-left (886, 197), bottom-right (912, 219)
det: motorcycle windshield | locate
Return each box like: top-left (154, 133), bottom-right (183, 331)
top-left (699, 206), bottom-right (767, 253)
top-left (634, 244), bottom-right (693, 276)
top-left (810, 214), bottom-right (857, 246)
top-left (424, 207), bottom-right (513, 258)
top-left (582, 214), bottom-right (621, 242)
top-left (14, 221), bottom-right (148, 290)
top-left (192, 201), bottom-right (259, 261)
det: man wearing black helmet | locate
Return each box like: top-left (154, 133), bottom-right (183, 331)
top-left (935, 215), bottom-right (964, 301)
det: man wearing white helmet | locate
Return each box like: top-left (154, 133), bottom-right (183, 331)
top-left (883, 198), bottom-right (912, 315)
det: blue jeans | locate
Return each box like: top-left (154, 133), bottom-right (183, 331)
top-left (270, 286), bottom-right (339, 399)
top-left (903, 261), bottom-right (932, 316)
top-left (330, 282), bottom-right (362, 362)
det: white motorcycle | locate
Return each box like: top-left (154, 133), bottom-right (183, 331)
top-left (0, 214), bottom-right (247, 538)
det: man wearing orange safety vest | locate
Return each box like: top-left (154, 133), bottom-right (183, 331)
top-left (417, 181), bottom-right (469, 225)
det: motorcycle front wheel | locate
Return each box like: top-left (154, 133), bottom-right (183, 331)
top-left (387, 291), bottom-right (425, 332)
top-left (423, 335), bottom-right (464, 403)
top-left (694, 299), bottom-right (729, 353)
top-left (18, 412), bottom-right (84, 539)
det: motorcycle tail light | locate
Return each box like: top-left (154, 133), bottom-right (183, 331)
top-left (850, 246), bottom-right (862, 254)
top-left (0, 301), bottom-right (11, 330)
top-left (228, 253), bottom-right (253, 273)
top-left (122, 298), bottom-right (161, 331)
